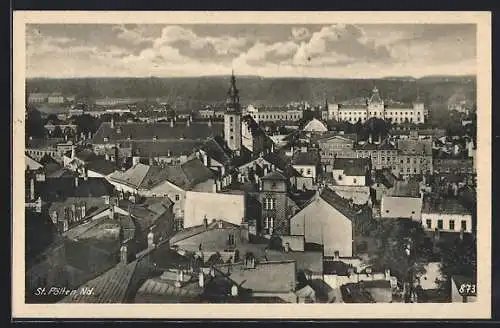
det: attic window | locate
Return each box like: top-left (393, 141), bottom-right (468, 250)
top-left (103, 137), bottom-right (109, 142)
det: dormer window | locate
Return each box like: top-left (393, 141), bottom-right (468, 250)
top-left (153, 136), bottom-right (157, 141)
top-left (103, 137), bottom-right (109, 142)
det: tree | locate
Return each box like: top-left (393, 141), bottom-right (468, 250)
top-left (25, 108), bottom-right (46, 140)
top-left (368, 219), bottom-right (430, 284)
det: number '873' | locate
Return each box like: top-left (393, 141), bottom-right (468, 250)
top-left (459, 284), bottom-right (476, 295)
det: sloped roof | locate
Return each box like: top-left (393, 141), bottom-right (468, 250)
top-left (261, 170), bottom-right (288, 181)
top-left (30, 177), bottom-right (114, 202)
top-left (201, 136), bottom-right (233, 166)
top-left (59, 260), bottom-right (139, 303)
top-left (92, 122), bottom-right (224, 144)
top-left (388, 180), bottom-right (421, 198)
top-left (332, 158), bottom-right (370, 176)
top-left (319, 188), bottom-right (362, 221)
top-left (292, 151), bottom-right (320, 166)
top-left (86, 157), bottom-right (116, 175)
top-left (131, 139), bottom-right (205, 157)
top-left (397, 139), bottom-right (432, 156)
top-left (215, 260), bottom-right (296, 293)
top-left (169, 219), bottom-right (241, 245)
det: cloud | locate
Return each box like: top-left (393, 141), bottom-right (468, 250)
top-left (291, 27), bottom-right (311, 42)
top-left (292, 24), bottom-right (393, 66)
top-left (152, 25), bottom-right (250, 61)
top-left (25, 24), bottom-right (477, 78)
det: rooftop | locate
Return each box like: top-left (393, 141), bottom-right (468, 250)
top-left (92, 121), bottom-right (224, 144)
top-left (292, 150), bottom-right (320, 166)
top-left (319, 187), bottom-right (364, 221)
top-left (422, 197), bottom-right (471, 215)
top-left (108, 159), bottom-right (213, 191)
top-left (387, 180), bottom-right (421, 198)
top-left (332, 158), bottom-right (370, 176)
top-left (131, 139), bottom-right (205, 157)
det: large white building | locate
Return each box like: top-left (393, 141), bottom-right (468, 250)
top-left (327, 87), bottom-right (426, 124)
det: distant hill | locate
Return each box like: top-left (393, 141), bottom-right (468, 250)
top-left (26, 75), bottom-right (476, 111)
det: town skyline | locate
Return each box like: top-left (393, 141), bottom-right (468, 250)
top-left (26, 23), bottom-right (477, 79)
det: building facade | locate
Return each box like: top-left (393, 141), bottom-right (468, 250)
top-left (327, 87), bottom-right (426, 124)
top-left (224, 72), bottom-right (242, 155)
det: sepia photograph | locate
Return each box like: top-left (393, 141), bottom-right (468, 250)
top-left (12, 11), bottom-right (491, 319)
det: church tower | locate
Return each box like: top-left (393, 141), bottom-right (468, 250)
top-left (224, 70), bottom-right (242, 155)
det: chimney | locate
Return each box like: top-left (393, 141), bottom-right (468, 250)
top-left (71, 203), bottom-right (77, 222)
top-left (120, 244), bottom-right (128, 264)
top-left (186, 119), bottom-right (190, 127)
top-left (460, 227), bottom-right (464, 241)
top-left (149, 157), bottom-right (154, 166)
top-left (81, 202), bottom-right (86, 218)
top-left (189, 115), bottom-right (193, 123)
top-left (378, 134), bottom-right (382, 144)
top-left (74, 176), bottom-right (79, 188)
top-left (240, 222), bottom-right (249, 243)
top-left (369, 134), bottom-right (373, 144)
top-left (88, 131), bottom-right (92, 140)
top-left (198, 271), bottom-right (205, 288)
top-left (385, 269), bottom-right (391, 280)
top-left (147, 230), bottom-right (155, 249)
top-left (216, 179), bottom-right (222, 192)
top-left (203, 215), bottom-right (208, 228)
top-left (231, 285), bottom-right (239, 297)
top-left (104, 195), bottom-right (110, 205)
top-left (110, 117), bottom-right (115, 129)
top-left (284, 242), bottom-right (290, 253)
top-left (30, 176), bottom-right (35, 200)
top-left (132, 156), bottom-right (140, 166)
top-left (108, 205), bottom-right (115, 219)
top-left (208, 119), bottom-right (212, 127)
top-left (71, 145), bottom-right (76, 159)
top-left (62, 218), bottom-right (69, 232)
top-left (170, 119), bottom-right (174, 127)
top-left (105, 153), bottom-right (110, 161)
top-left (334, 250), bottom-right (340, 260)
top-left (212, 182), bottom-right (217, 193)
top-left (83, 167), bottom-right (88, 181)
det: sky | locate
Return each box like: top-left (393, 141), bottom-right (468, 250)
top-left (25, 23), bottom-right (477, 79)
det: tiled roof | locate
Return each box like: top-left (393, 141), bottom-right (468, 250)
top-left (169, 220), bottom-right (240, 245)
top-left (26, 138), bottom-right (63, 149)
top-left (339, 97), bottom-right (368, 107)
top-left (397, 139), bottom-right (432, 156)
top-left (340, 283), bottom-right (376, 303)
top-left (201, 137), bottom-right (233, 166)
top-left (388, 180), bottom-right (421, 198)
top-left (375, 169), bottom-right (397, 189)
top-left (86, 157), bottom-right (116, 175)
top-left (292, 150), bottom-right (320, 166)
top-left (261, 170), bottom-right (288, 181)
top-left (263, 150), bottom-right (302, 178)
top-left (134, 276), bottom-right (204, 303)
top-left (332, 158), bottom-right (370, 176)
top-left (59, 260), bottom-right (139, 303)
top-left (422, 197), bottom-right (471, 214)
top-left (109, 159), bottom-right (213, 191)
top-left (320, 187), bottom-right (361, 221)
top-left (92, 122), bottom-right (224, 144)
top-left (215, 260), bottom-right (297, 293)
top-left (30, 177), bottom-right (114, 202)
top-left (131, 139), bottom-right (205, 157)
top-left (266, 250), bottom-right (323, 275)
top-left (323, 260), bottom-right (351, 275)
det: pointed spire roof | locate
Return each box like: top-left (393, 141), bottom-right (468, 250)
top-left (226, 70), bottom-right (240, 113)
top-left (369, 86), bottom-right (382, 104)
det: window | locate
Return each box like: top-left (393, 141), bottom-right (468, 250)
top-left (437, 219), bottom-right (443, 230)
top-left (175, 194), bottom-right (180, 201)
top-left (230, 117), bottom-right (234, 123)
top-left (228, 233), bottom-right (235, 246)
top-left (264, 217), bottom-right (274, 233)
top-left (265, 198), bottom-right (276, 210)
top-left (306, 169), bottom-right (311, 175)
top-left (461, 220), bottom-right (467, 231)
top-left (426, 219), bottom-right (432, 229)
top-left (230, 136), bottom-right (234, 140)
top-left (353, 178), bottom-right (357, 184)
top-left (230, 128), bottom-right (234, 133)
top-left (449, 220), bottom-right (455, 231)
top-left (338, 175), bottom-right (343, 181)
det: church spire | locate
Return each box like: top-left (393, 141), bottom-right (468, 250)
top-left (226, 70), bottom-right (240, 113)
